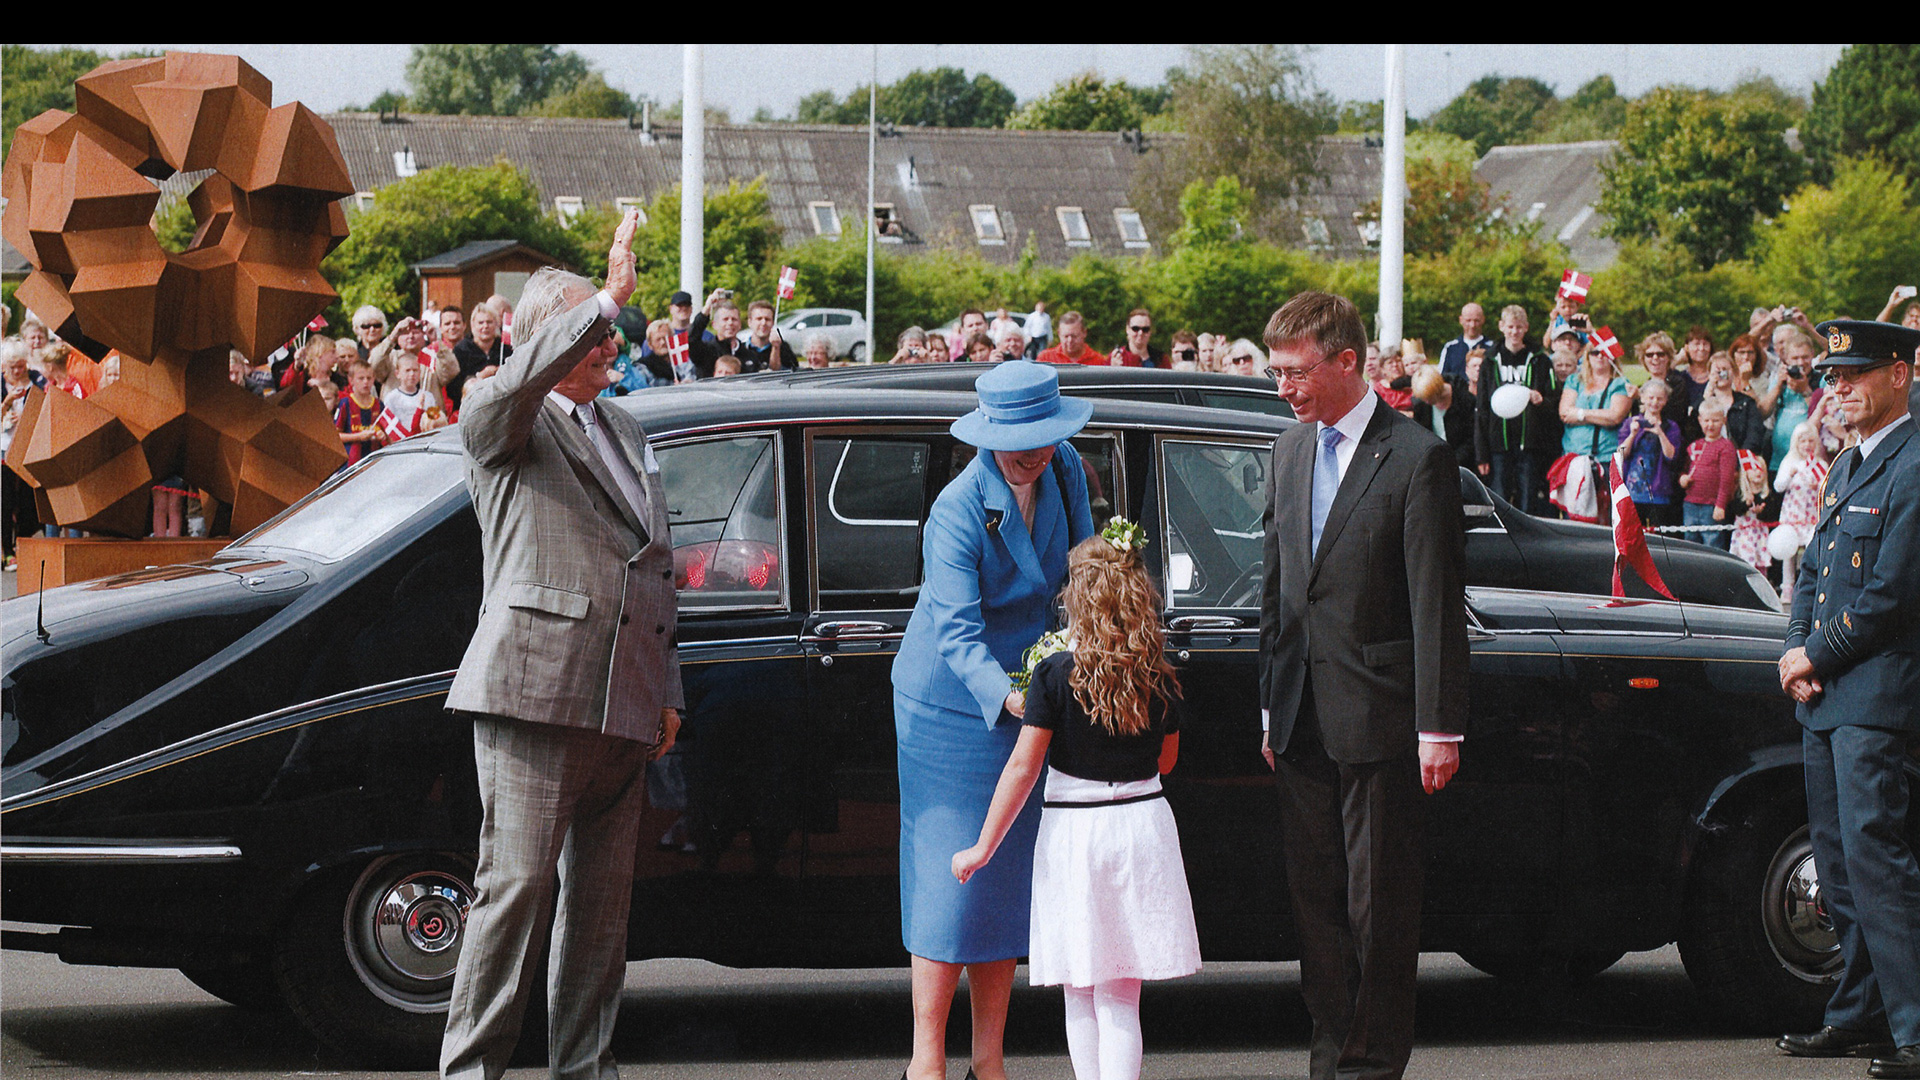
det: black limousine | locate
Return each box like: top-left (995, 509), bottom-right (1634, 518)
top-left (2, 385), bottom-right (1838, 1064)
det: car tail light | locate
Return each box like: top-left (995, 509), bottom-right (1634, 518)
top-left (674, 541), bottom-right (779, 592)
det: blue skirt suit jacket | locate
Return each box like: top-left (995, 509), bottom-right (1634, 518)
top-left (891, 443), bottom-right (1094, 963)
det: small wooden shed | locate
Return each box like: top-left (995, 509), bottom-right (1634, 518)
top-left (410, 240), bottom-right (573, 320)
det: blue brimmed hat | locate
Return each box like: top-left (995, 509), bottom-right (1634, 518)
top-left (950, 360), bottom-right (1093, 451)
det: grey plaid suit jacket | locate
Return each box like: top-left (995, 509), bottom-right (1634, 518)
top-left (445, 296), bottom-right (684, 743)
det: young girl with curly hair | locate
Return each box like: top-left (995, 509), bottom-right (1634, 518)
top-left (952, 524), bottom-right (1200, 1080)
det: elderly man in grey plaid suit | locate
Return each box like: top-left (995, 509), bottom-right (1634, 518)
top-left (440, 209), bottom-right (684, 1080)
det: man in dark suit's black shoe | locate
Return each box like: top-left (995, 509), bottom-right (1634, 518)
top-left (1777, 1025), bottom-right (1892, 1057)
top-left (1871, 1045), bottom-right (1920, 1079)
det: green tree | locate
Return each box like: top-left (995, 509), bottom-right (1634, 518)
top-left (1169, 176), bottom-right (1254, 249)
top-left (1598, 86), bottom-right (1802, 269)
top-left (1426, 75), bottom-right (1559, 156)
top-left (1131, 45), bottom-right (1336, 245)
top-left (796, 68), bottom-right (1017, 128)
top-left (1803, 44), bottom-right (1920, 183)
top-left (1534, 75), bottom-right (1627, 143)
top-left (1589, 236), bottom-right (1761, 349)
top-left (323, 162), bottom-right (583, 320)
top-left (404, 44), bottom-right (595, 115)
top-left (529, 73), bottom-right (636, 119)
top-left (151, 194), bottom-right (198, 254)
top-left (1754, 156), bottom-right (1920, 322)
top-left (1, 45), bottom-right (158, 159)
top-left (623, 179), bottom-right (784, 313)
top-left (1006, 72), bottom-right (1163, 132)
top-left (1402, 229), bottom-right (1569, 350)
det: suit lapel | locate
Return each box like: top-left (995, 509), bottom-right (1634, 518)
top-left (600, 406), bottom-right (664, 551)
top-left (1310, 407), bottom-right (1393, 583)
top-left (1817, 422), bottom-right (1913, 530)
top-left (1283, 425), bottom-right (1318, 575)
top-left (544, 399), bottom-right (648, 539)
top-left (980, 452), bottom-right (1045, 589)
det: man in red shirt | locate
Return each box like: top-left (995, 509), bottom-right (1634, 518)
top-left (1107, 307), bottom-right (1163, 367)
top-left (1036, 311), bottom-right (1102, 365)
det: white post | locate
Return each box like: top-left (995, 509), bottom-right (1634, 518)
top-left (680, 44), bottom-right (705, 303)
top-left (864, 45), bottom-right (877, 364)
top-left (1379, 44), bottom-right (1406, 349)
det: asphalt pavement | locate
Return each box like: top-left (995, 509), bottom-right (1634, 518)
top-left (1, 941), bottom-right (1875, 1080)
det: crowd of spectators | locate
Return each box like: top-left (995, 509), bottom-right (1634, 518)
top-left (5, 279), bottom-right (1918, 587)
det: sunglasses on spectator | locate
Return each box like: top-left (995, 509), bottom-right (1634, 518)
top-left (1128, 324), bottom-right (1151, 333)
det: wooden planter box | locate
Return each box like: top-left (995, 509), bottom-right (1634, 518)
top-left (14, 536), bottom-right (231, 593)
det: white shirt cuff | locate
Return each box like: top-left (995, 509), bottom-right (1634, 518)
top-left (1419, 732), bottom-right (1464, 743)
top-left (594, 290), bottom-right (619, 321)
top-left (1261, 708), bottom-right (1269, 733)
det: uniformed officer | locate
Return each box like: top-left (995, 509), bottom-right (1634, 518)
top-left (1776, 318), bottom-right (1920, 1079)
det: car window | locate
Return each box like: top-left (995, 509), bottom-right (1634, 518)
top-left (1197, 390), bottom-right (1292, 418)
top-left (657, 433), bottom-right (785, 612)
top-left (825, 313), bottom-right (852, 327)
top-left (945, 433), bottom-right (1123, 523)
top-left (813, 436), bottom-right (933, 610)
top-left (1160, 439), bottom-right (1269, 608)
top-left (236, 449), bottom-right (466, 562)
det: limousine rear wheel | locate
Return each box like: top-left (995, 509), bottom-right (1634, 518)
top-left (1680, 816), bottom-right (1836, 1032)
top-left (274, 853), bottom-right (476, 1066)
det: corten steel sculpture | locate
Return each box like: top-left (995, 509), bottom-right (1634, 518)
top-left (3, 52), bottom-right (351, 537)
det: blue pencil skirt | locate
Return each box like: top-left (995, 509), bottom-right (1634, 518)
top-left (895, 689), bottom-right (1042, 964)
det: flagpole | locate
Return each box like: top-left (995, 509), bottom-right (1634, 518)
top-left (680, 44), bottom-right (705, 304)
top-left (1379, 43), bottom-right (1406, 349)
top-left (864, 44), bottom-right (877, 365)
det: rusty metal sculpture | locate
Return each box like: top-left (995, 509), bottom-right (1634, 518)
top-left (3, 52), bottom-right (350, 537)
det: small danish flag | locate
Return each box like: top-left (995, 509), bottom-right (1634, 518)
top-left (777, 265), bottom-right (799, 300)
top-left (1558, 269), bottom-right (1592, 303)
top-left (1590, 325), bottom-right (1623, 361)
top-left (1610, 456), bottom-right (1675, 601)
top-left (667, 331), bottom-right (694, 382)
top-left (376, 404), bottom-right (414, 443)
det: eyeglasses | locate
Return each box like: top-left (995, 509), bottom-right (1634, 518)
top-left (1643, 349), bottom-right (1669, 358)
top-left (357, 323), bottom-right (385, 331)
top-left (1128, 324), bottom-right (1152, 333)
top-left (1812, 360), bottom-right (1899, 388)
top-left (1267, 355), bottom-right (1329, 383)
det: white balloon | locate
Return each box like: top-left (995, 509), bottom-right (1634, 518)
top-left (1491, 383), bottom-right (1532, 420)
top-left (1767, 524), bottom-right (1801, 562)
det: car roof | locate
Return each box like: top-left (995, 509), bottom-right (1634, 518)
top-left (734, 361), bottom-right (1276, 396)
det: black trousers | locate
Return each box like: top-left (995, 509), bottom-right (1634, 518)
top-left (1274, 685), bottom-right (1426, 1080)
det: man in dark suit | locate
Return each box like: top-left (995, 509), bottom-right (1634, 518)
top-left (439, 209), bottom-right (684, 1080)
top-left (1257, 291), bottom-right (1470, 1080)
top-left (1776, 319), bottom-right (1920, 1080)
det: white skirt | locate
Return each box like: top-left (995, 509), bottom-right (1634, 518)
top-left (1027, 768), bottom-right (1202, 988)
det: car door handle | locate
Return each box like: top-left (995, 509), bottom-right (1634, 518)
top-left (1167, 615), bottom-right (1245, 633)
top-left (811, 620), bottom-right (898, 639)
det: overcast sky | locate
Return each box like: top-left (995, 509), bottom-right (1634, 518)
top-left (61, 44), bottom-right (1847, 119)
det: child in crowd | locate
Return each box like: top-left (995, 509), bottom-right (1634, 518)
top-left (1373, 348), bottom-right (1414, 415)
top-left (313, 376), bottom-right (339, 417)
top-left (1728, 450), bottom-right (1773, 573)
top-left (1679, 399), bottom-right (1738, 550)
top-left (42, 344), bottom-right (84, 398)
top-left (1618, 378), bottom-right (1682, 528)
top-left (1773, 420), bottom-right (1828, 586)
top-left (953, 523), bottom-right (1199, 1080)
top-left (334, 360), bottom-right (386, 467)
top-left (712, 355), bottom-right (742, 378)
top-left (381, 354), bottom-right (444, 437)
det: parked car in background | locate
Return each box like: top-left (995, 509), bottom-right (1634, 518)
top-left (775, 307), bottom-right (869, 362)
top-left (3, 385), bottom-right (1824, 1067)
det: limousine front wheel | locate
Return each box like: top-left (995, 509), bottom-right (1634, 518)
top-left (274, 853), bottom-right (476, 1066)
top-left (1680, 816), bottom-right (1837, 1032)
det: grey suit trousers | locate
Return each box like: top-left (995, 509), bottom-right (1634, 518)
top-left (441, 716), bottom-right (650, 1080)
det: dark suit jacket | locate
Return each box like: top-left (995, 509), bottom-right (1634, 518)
top-left (1786, 418), bottom-right (1920, 733)
top-left (1259, 400), bottom-right (1471, 763)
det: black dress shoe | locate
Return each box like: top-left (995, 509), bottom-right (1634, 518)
top-left (1777, 1025), bottom-right (1893, 1057)
top-left (1870, 1046), bottom-right (1920, 1079)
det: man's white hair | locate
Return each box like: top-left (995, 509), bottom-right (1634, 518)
top-left (515, 267), bottom-right (596, 342)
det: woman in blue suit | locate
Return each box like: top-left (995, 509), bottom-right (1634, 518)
top-left (893, 360), bottom-right (1094, 1080)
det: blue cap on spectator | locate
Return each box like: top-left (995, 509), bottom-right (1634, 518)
top-left (670, 291), bottom-right (693, 307)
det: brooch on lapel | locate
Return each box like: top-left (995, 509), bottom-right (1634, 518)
top-left (984, 509), bottom-right (1003, 534)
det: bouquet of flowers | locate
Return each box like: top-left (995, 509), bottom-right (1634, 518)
top-left (1009, 629), bottom-right (1071, 694)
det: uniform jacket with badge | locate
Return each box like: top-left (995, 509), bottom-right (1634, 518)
top-left (1260, 403), bottom-right (1471, 762)
top-left (1786, 417), bottom-right (1920, 732)
top-left (446, 296), bottom-right (685, 742)
top-left (891, 444), bottom-right (1094, 726)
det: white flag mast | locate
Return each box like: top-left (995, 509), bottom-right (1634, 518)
top-left (1379, 43), bottom-right (1406, 349)
top-left (680, 44), bottom-right (705, 304)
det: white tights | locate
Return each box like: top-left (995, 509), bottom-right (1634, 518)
top-left (1061, 978), bottom-right (1143, 1080)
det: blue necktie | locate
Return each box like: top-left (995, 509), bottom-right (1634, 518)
top-left (1311, 425), bottom-right (1344, 557)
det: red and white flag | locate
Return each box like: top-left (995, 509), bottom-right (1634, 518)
top-left (1590, 325), bottom-right (1623, 362)
top-left (376, 403), bottom-right (415, 444)
top-left (1558, 269), bottom-right (1592, 303)
top-left (667, 330), bottom-right (694, 382)
top-left (306, 313), bottom-right (330, 332)
top-left (777, 265), bottom-right (798, 300)
top-left (1610, 456), bottom-right (1675, 600)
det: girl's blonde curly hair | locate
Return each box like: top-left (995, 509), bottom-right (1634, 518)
top-left (1059, 535), bottom-right (1182, 736)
